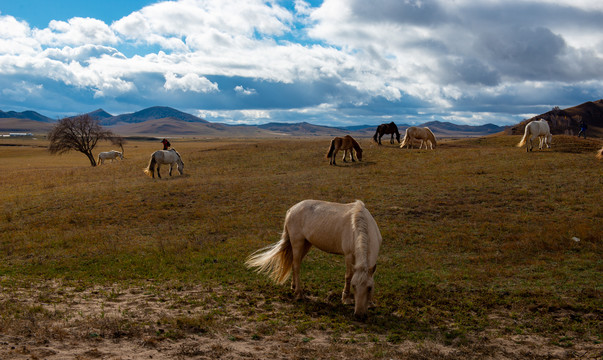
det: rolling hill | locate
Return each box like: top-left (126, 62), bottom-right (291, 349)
top-left (101, 106), bottom-right (208, 126)
top-left (0, 106), bottom-right (513, 138)
top-left (509, 99), bottom-right (603, 138)
top-left (0, 110), bottom-right (53, 122)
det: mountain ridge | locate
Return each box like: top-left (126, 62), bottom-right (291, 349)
top-left (0, 106), bottom-right (510, 137)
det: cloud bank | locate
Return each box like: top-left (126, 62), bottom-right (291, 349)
top-left (0, 0), bottom-right (602, 126)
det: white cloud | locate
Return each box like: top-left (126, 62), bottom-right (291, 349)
top-left (164, 72), bottom-right (219, 93)
top-left (34, 17), bottom-right (119, 46)
top-left (235, 85), bottom-right (257, 95)
top-left (1, 0), bottom-right (602, 126)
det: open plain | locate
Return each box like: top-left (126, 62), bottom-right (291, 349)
top-left (0, 135), bottom-right (601, 359)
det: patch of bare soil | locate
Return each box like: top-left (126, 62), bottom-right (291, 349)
top-left (0, 281), bottom-right (601, 359)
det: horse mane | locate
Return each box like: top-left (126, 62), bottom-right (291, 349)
top-left (424, 127), bottom-right (437, 146)
top-left (351, 137), bottom-right (362, 154)
top-left (351, 200), bottom-right (370, 285)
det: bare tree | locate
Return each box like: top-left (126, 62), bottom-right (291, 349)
top-left (48, 114), bottom-right (123, 166)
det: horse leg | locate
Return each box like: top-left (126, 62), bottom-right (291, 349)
top-left (169, 164), bottom-right (173, 176)
top-left (291, 239), bottom-right (311, 300)
top-left (390, 133), bottom-right (394, 144)
top-left (342, 253), bottom-right (355, 304)
top-left (157, 165), bottom-right (162, 178)
top-left (342, 149), bottom-right (348, 163)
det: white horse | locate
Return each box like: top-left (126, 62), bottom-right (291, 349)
top-left (143, 149), bottom-right (184, 178)
top-left (246, 199), bottom-right (382, 319)
top-left (400, 127), bottom-right (437, 149)
top-left (517, 119), bottom-right (552, 152)
top-left (97, 150), bottom-right (123, 165)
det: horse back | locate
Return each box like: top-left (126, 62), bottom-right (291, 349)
top-left (286, 200), bottom-right (355, 255)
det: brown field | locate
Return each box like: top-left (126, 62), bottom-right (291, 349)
top-left (0, 135), bottom-right (601, 359)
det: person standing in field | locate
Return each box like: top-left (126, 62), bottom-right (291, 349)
top-left (578, 120), bottom-right (587, 139)
top-left (161, 138), bottom-right (171, 150)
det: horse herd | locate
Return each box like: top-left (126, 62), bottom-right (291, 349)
top-left (93, 119), bottom-right (599, 319)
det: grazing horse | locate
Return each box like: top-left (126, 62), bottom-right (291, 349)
top-left (326, 135), bottom-right (363, 165)
top-left (143, 149), bottom-right (184, 178)
top-left (373, 122), bottom-right (401, 145)
top-left (97, 150), bottom-right (123, 165)
top-left (246, 199), bottom-right (382, 319)
top-left (400, 127), bottom-right (437, 149)
top-left (517, 119), bottom-right (552, 152)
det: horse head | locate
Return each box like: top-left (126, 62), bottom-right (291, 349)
top-left (351, 264), bottom-right (376, 319)
top-left (177, 158), bottom-right (184, 175)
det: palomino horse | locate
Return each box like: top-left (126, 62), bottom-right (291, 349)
top-left (97, 150), bottom-right (123, 165)
top-left (326, 135), bottom-right (363, 165)
top-left (373, 122), bottom-right (400, 145)
top-left (400, 127), bottom-right (437, 149)
top-left (517, 119), bottom-right (552, 152)
top-left (246, 199), bottom-right (382, 319)
top-left (143, 149), bottom-right (184, 178)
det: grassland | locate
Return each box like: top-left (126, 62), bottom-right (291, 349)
top-left (0, 135), bottom-right (601, 359)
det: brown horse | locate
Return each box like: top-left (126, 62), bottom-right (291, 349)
top-left (373, 122), bottom-right (400, 145)
top-left (326, 135), bottom-right (363, 165)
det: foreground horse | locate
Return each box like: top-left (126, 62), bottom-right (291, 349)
top-left (326, 135), bottom-right (363, 165)
top-left (97, 150), bottom-right (123, 165)
top-left (400, 127), bottom-right (437, 149)
top-left (373, 122), bottom-right (400, 145)
top-left (246, 200), bottom-right (382, 319)
top-left (143, 149), bottom-right (184, 178)
top-left (517, 119), bottom-right (552, 152)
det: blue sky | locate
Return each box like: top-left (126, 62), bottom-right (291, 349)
top-left (1, 0), bottom-right (602, 126)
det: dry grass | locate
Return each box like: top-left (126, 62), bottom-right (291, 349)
top-left (0, 134), bottom-right (601, 359)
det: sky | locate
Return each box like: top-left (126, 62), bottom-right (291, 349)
top-left (1, 0), bottom-right (602, 127)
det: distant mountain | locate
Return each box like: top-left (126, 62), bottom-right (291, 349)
top-left (257, 122), bottom-right (345, 136)
top-left (2, 106), bottom-right (511, 137)
top-left (111, 118), bottom-right (274, 137)
top-left (0, 110), bottom-right (53, 122)
top-left (509, 99), bottom-right (603, 138)
top-left (419, 121), bottom-right (504, 136)
top-left (87, 108), bottom-right (113, 120)
top-left (101, 106), bottom-right (208, 126)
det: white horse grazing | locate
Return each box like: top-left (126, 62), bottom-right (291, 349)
top-left (517, 119), bottom-right (552, 152)
top-left (97, 150), bottom-right (123, 165)
top-left (143, 149), bottom-right (184, 178)
top-left (246, 199), bottom-right (382, 319)
top-left (400, 127), bottom-right (437, 149)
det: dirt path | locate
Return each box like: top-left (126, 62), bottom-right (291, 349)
top-left (0, 281), bottom-right (600, 359)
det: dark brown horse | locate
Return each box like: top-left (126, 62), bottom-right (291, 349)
top-left (326, 135), bottom-right (363, 165)
top-left (373, 122), bottom-right (400, 145)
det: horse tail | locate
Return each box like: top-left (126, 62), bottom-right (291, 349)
top-left (517, 124), bottom-right (529, 147)
top-left (425, 127), bottom-right (437, 148)
top-left (372, 127), bottom-right (379, 142)
top-left (326, 139), bottom-right (336, 159)
top-left (351, 200), bottom-right (370, 283)
top-left (97, 154), bottom-right (101, 165)
top-left (400, 129), bottom-right (410, 148)
top-left (143, 153), bottom-right (156, 177)
top-left (245, 224), bottom-right (293, 285)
